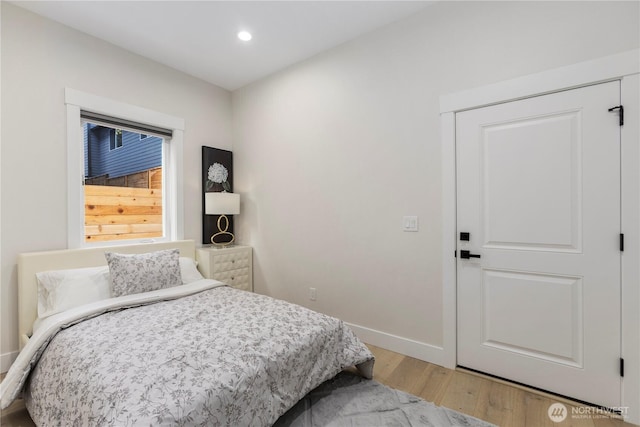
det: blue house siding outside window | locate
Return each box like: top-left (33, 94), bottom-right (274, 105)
top-left (84, 123), bottom-right (162, 179)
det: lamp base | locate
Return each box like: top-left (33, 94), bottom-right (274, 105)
top-left (210, 214), bottom-right (235, 246)
top-left (211, 233), bottom-right (235, 247)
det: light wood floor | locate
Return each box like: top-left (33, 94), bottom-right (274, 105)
top-left (1, 344), bottom-right (636, 426)
top-left (368, 344), bottom-right (635, 427)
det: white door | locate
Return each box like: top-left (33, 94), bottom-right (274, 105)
top-left (456, 81), bottom-right (621, 407)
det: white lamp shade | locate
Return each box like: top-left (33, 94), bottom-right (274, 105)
top-left (205, 192), bottom-right (240, 215)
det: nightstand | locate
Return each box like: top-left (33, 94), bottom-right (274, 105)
top-left (196, 245), bottom-right (253, 292)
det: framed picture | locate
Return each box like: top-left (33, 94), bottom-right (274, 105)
top-left (202, 146), bottom-right (233, 245)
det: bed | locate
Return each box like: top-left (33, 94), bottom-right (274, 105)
top-left (0, 240), bottom-right (374, 426)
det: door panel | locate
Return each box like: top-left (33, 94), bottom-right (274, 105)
top-left (482, 110), bottom-right (582, 251)
top-left (456, 81), bottom-right (621, 407)
top-left (482, 269), bottom-right (583, 366)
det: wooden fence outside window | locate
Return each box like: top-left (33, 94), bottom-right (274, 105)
top-left (84, 168), bottom-right (163, 242)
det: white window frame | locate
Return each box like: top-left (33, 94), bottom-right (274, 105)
top-left (109, 128), bottom-right (124, 151)
top-left (66, 88), bottom-right (185, 248)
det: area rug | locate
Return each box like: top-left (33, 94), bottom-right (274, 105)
top-left (274, 371), bottom-right (496, 427)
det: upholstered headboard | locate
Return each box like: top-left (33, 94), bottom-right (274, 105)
top-left (17, 240), bottom-right (196, 349)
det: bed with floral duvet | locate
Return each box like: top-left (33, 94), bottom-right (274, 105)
top-left (0, 244), bottom-right (374, 426)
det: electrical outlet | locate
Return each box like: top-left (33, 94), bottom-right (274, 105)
top-left (403, 216), bottom-right (419, 232)
top-left (309, 287), bottom-right (317, 301)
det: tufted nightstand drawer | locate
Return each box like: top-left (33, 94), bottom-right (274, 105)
top-left (211, 251), bottom-right (250, 273)
top-left (213, 268), bottom-right (251, 291)
top-left (196, 246), bottom-right (253, 292)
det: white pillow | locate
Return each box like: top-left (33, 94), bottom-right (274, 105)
top-left (35, 256), bottom-right (201, 321)
top-left (36, 266), bottom-right (111, 319)
top-left (179, 257), bottom-right (204, 284)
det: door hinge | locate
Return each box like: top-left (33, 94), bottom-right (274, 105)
top-left (608, 105), bottom-right (624, 126)
top-left (620, 358), bottom-right (625, 377)
top-left (620, 233), bottom-right (624, 252)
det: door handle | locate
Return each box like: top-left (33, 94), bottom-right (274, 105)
top-left (460, 250), bottom-right (481, 259)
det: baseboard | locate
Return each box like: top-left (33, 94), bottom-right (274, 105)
top-left (1, 351), bottom-right (18, 374)
top-left (346, 322), bottom-right (452, 369)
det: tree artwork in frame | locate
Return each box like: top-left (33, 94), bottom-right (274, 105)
top-left (202, 146), bottom-right (233, 245)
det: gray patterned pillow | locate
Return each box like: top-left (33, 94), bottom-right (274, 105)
top-left (105, 249), bottom-right (182, 297)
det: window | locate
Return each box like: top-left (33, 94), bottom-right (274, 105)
top-left (110, 129), bottom-right (124, 150)
top-left (140, 134), bottom-right (149, 140)
top-left (84, 122), bottom-right (164, 242)
top-left (66, 88), bottom-right (185, 248)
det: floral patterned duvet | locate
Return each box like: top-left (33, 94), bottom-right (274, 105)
top-left (1, 280), bottom-right (374, 426)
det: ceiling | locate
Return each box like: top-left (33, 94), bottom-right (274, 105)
top-left (12, 1), bottom-right (434, 91)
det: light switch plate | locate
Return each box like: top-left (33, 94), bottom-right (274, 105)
top-left (403, 216), bottom-right (419, 232)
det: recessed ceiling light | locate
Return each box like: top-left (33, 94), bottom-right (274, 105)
top-left (237, 31), bottom-right (252, 42)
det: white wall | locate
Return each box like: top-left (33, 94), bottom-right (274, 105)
top-left (232, 1), bottom-right (640, 360)
top-left (0, 3), bottom-right (232, 366)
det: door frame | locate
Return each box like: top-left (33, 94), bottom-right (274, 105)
top-left (440, 49), bottom-right (640, 423)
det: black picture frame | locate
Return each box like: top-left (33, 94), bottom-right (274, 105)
top-left (202, 146), bottom-right (233, 245)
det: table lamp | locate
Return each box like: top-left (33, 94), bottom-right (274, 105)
top-left (205, 192), bottom-right (240, 246)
